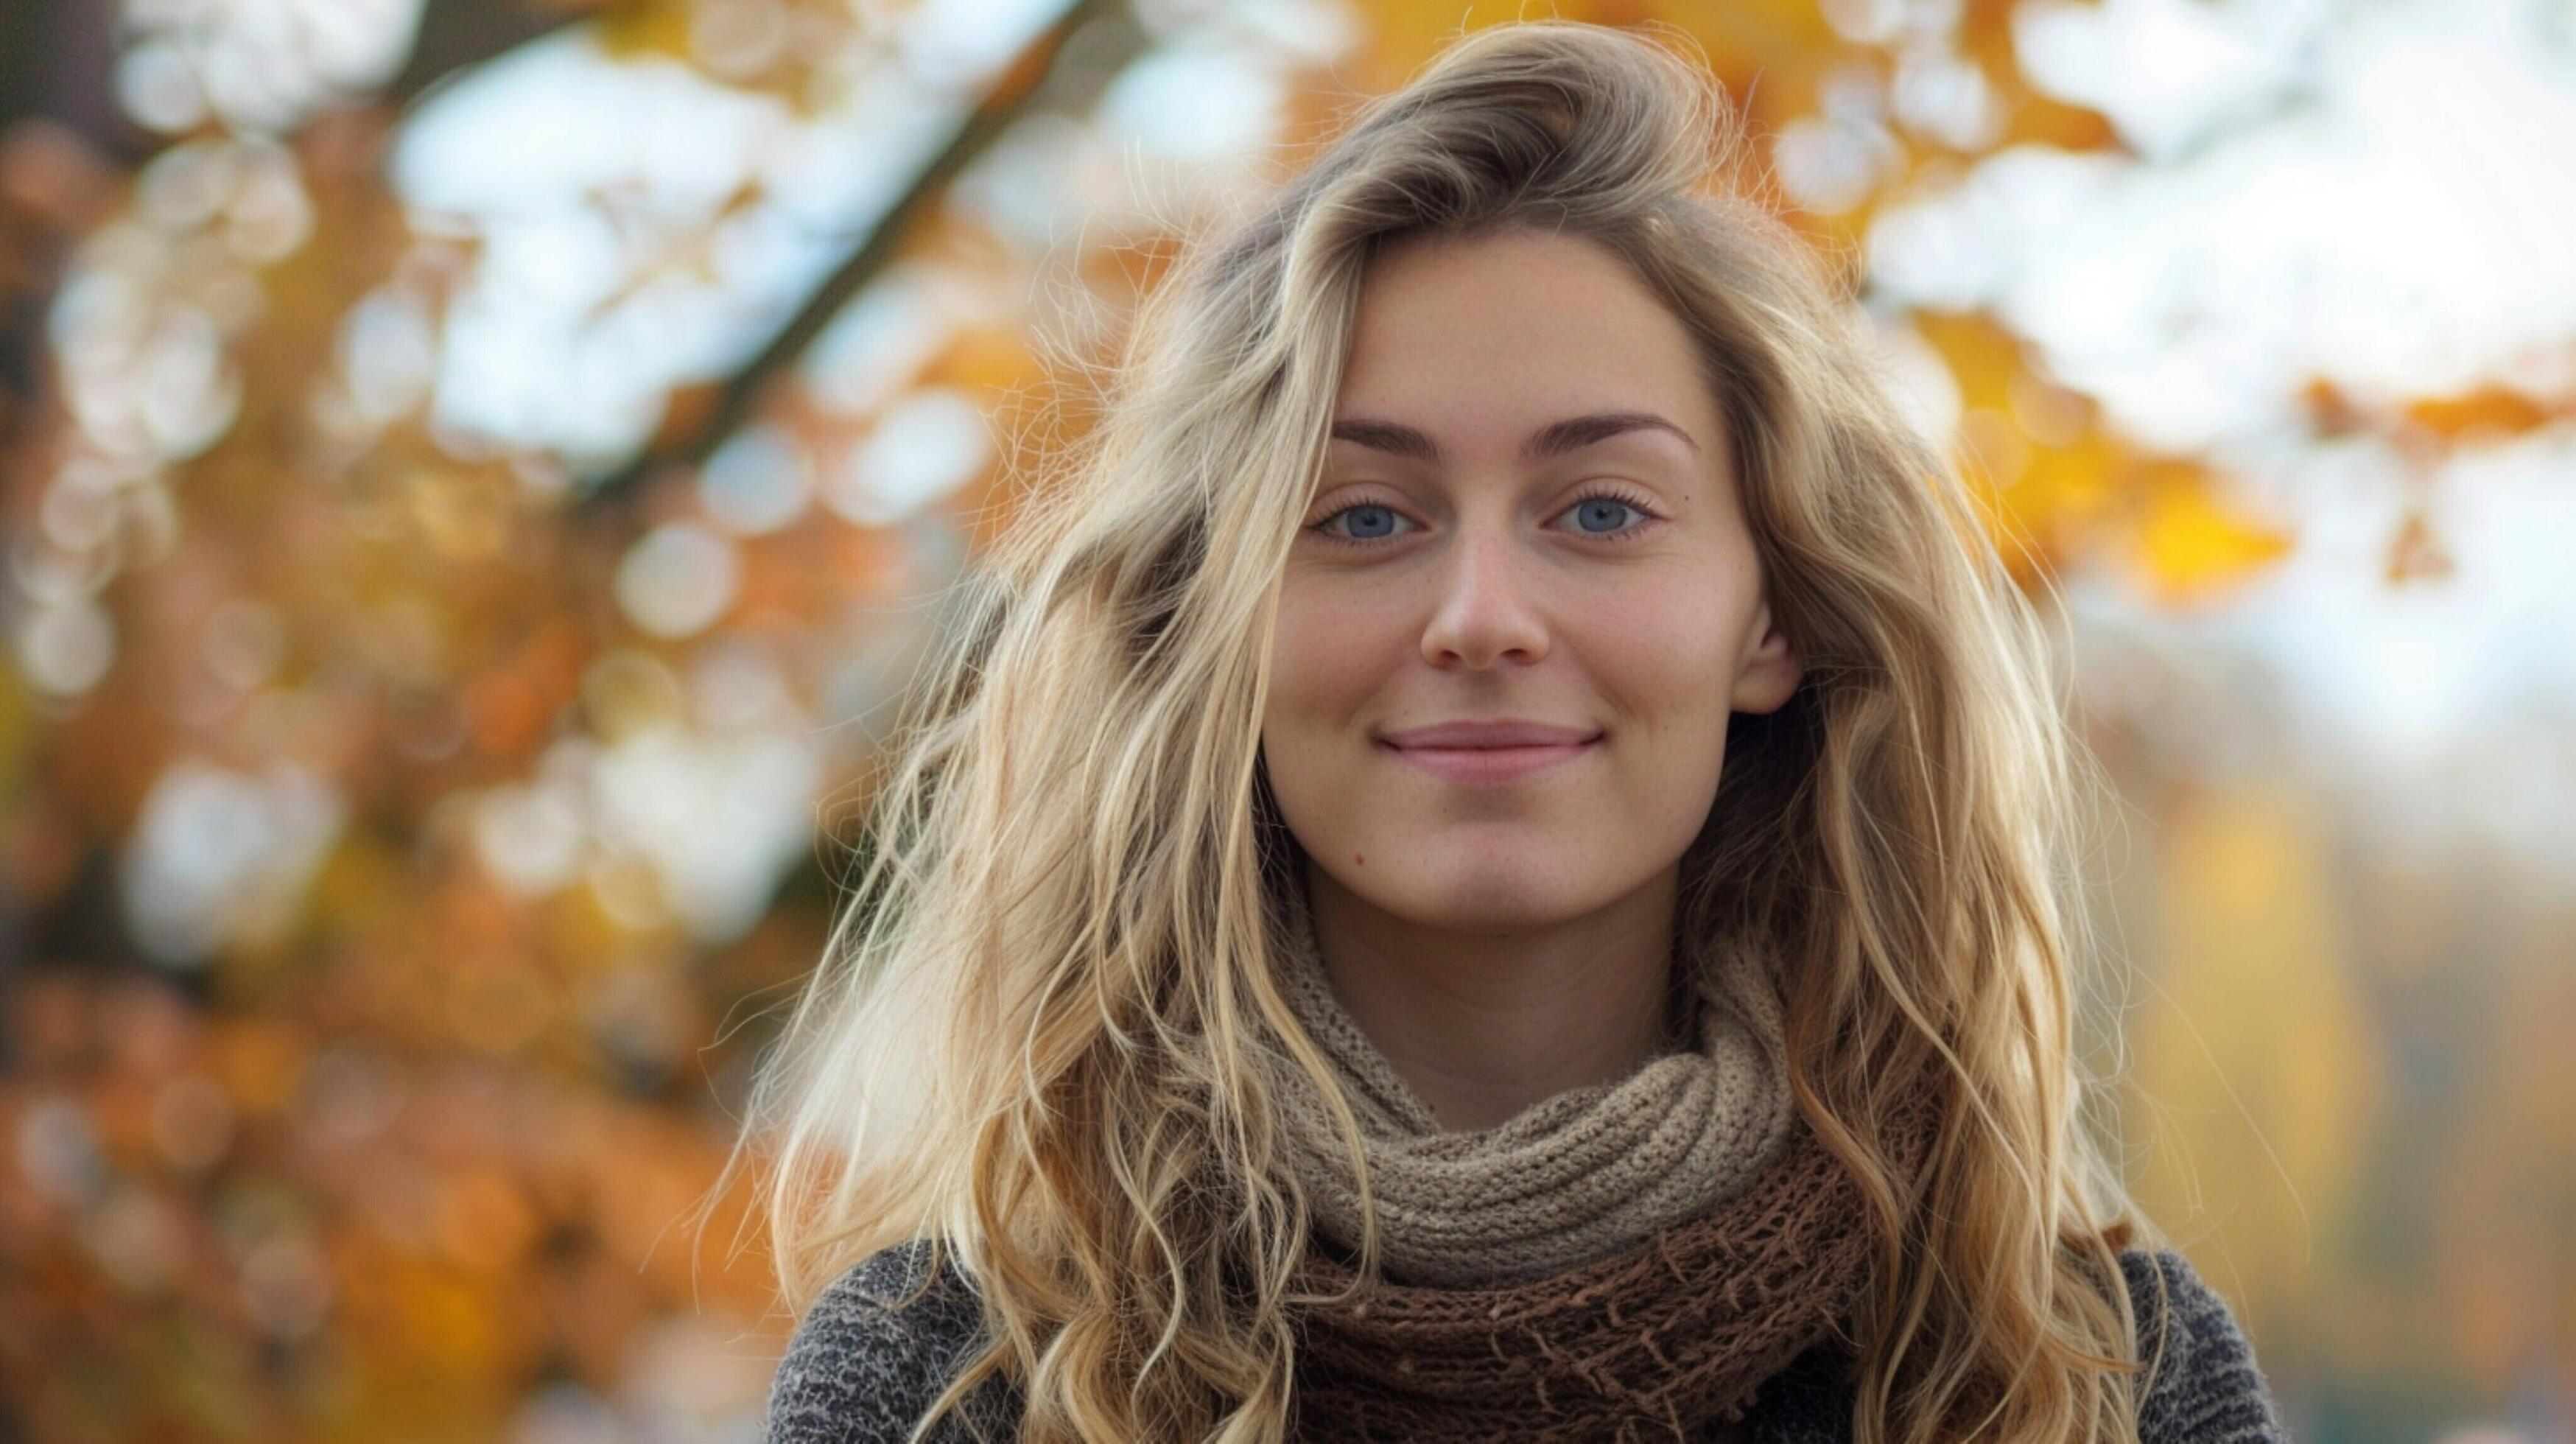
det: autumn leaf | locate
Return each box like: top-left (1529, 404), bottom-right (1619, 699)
top-left (2127, 462), bottom-right (2295, 606)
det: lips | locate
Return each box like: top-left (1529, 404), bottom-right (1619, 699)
top-left (1378, 726), bottom-right (1601, 785)
top-left (1378, 720), bottom-right (1603, 749)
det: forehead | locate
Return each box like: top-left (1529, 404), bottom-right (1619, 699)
top-left (1331, 228), bottom-right (1723, 460)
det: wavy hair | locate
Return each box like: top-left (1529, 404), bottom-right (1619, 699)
top-left (708, 18), bottom-right (2169, 1443)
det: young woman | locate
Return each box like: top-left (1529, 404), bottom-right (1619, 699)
top-left (731, 19), bottom-right (2291, 1443)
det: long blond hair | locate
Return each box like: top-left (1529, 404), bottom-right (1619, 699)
top-left (709, 18), bottom-right (2169, 1442)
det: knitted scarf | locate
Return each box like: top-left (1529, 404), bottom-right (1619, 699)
top-left (1264, 890), bottom-right (1800, 1289)
top-left (1258, 891), bottom-right (1945, 1441)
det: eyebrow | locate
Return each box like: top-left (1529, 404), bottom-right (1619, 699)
top-left (1326, 411), bottom-right (1700, 466)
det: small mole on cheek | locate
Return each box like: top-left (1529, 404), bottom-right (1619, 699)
top-left (1353, 853), bottom-right (1364, 868)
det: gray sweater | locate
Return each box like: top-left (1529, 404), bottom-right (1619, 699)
top-left (762, 1241), bottom-right (2290, 1442)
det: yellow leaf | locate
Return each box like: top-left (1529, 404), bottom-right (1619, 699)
top-left (593, 0), bottom-right (695, 62)
top-left (1980, 428), bottom-right (2121, 586)
top-left (2405, 383), bottom-right (2560, 441)
top-left (2129, 463), bottom-right (2294, 605)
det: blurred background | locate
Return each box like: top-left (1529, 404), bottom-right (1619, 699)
top-left (0, 0), bottom-right (2568, 1439)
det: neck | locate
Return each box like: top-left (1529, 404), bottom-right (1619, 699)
top-left (1299, 861), bottom-right (1683, 1132)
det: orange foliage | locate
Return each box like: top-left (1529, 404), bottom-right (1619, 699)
top-left (1, 0), bottom-right (2537, 1437)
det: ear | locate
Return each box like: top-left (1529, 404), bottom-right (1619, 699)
top-left (1730, 599), bottom-right (1803, 715)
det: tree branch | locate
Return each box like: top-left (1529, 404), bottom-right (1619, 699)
top-left (575, 0), bottom-right (1145, 508)
top-left (387, 0), bottom-right (600, 111)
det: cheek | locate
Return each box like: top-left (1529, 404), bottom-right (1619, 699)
top-left (1265, 583), bottom-right (1388, 718)
top-left (1573, 596), bottom-right (1741, 832)
top-left (1258, 634), bottom-right (1338, 813)
top-left (1260, 587), bottom-right (1397, 843)
top-left (1573, 586), bottom-right (1738, 722)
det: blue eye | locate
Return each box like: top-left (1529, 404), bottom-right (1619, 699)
top-left (1324, 501), bottom-right (1406, 543)
top-left (1308, 487), bottom-right (1662, 547)
top-left (1564, 494), bottom-right (1648, 537)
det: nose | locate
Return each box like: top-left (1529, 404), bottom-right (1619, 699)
top-left (1418, 527), bottom-right (1551, 669)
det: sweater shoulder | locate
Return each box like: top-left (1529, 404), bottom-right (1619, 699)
top-left (1745, 1247), bottom-right (2292, 1444)
top-left (2119, 1247), bottom-right (2292, 1443)
top-left (762, 1240), bottom-right (1016, 1444)
top-left (759, 1241), bottom-right (2287, 1443)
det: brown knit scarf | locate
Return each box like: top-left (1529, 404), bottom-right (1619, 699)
top-left (1260, 898), bottom-right (1948, 1440)
top-left (1265, 886), bottom-right (1800, 1290)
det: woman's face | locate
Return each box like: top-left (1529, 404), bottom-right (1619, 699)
top-left (1259, 225), bottom-right (1801, 934)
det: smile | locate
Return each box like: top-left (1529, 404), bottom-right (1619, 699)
top-left (1380, 737), bottom-right (1600, 785)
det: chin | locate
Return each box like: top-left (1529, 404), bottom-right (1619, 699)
top-left (1400, 866), bottom-right (1590, 929)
